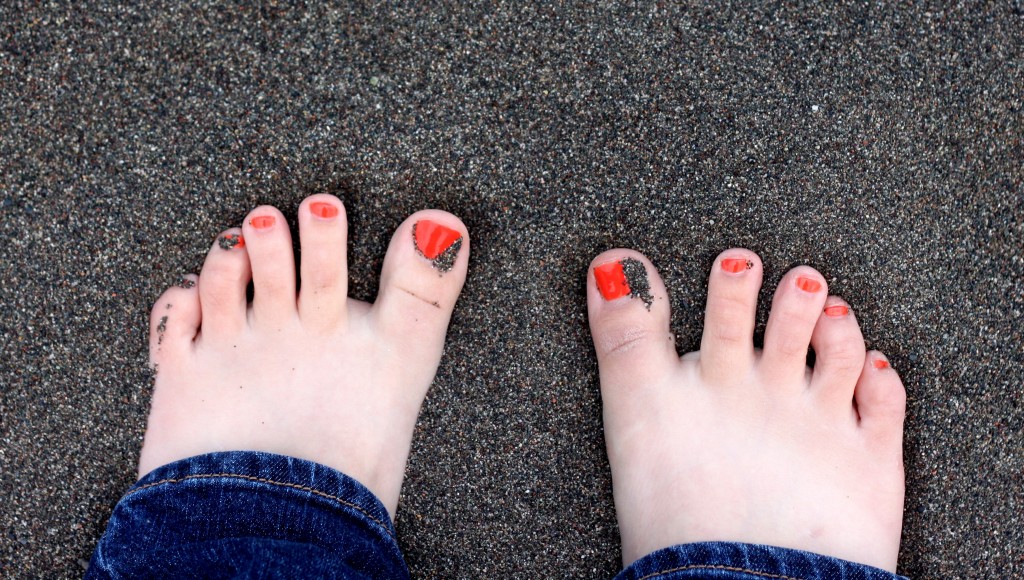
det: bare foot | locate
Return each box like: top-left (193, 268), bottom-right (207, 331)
top-left (142, 194), bottom-right (468, 517)
top-left (588, 249), bottom-right (906, 572)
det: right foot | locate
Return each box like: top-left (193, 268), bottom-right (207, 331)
top-left (588, 249), bottom-right (906, 571)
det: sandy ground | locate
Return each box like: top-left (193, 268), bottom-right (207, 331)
top-left (1, 2), bottom-right (1021, 577)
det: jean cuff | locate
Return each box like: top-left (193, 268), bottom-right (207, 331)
top-left (617, 542), bottom-right (907, 580)
top-left (88, 451), bottom-right (407, 579)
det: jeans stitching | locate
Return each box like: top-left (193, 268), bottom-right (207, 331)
top-left (127, 473), bottom-right (394, 539)
top-left (637, 565), bottom-right (803, 580)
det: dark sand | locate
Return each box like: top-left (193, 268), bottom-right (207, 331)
top-left (1, 2), bottom-right (1021, 577)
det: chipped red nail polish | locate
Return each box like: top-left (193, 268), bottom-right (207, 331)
top-left (721, 257), bottom-right (753, 273)
top-left (796, 276), bottom-right (822, 293)
top-left (824, 305), bottom-right (849, 317)
top-left (621, 258), bottom-right (653, 309)
top-left (873, 359), bottom-right (890, 369)
top-left (178, 278), bottom-right (196, 289)
top-left (309, 202), bottom-right (339, 219)
top-left (594, 261), bottom-right (630, 300)
top-left (413, 220), bottom-right (463, 272)
top-left (594, 259), bottom-right (654, 309)
top-left (218, 234), bottom-right (245, 249)
top-left (249, 215), bottom-right (275, 229)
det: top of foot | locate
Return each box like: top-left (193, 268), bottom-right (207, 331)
top-left (588, 248), bottom-right (906, 572)
top-left (143, 194), bottom-right (469, 517)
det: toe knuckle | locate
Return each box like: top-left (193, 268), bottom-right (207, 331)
top-left (774, 335), bottom-right (811, 358)
top-left (597, 326), bottom-right (658, 357)
top-left (823, 344), bottom-right (864, 371)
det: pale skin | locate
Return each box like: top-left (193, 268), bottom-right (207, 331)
top-left (588, 249), bottom-right (905, 572)
top-left (143, 194), bottom-right (470, 517)
top-left (145, 195), bottom-right (905, 572)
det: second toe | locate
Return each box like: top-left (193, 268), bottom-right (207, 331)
top-left (297, 194), bottom-right (349, 330)
top-left (698, 248), bottom-right (764, 385)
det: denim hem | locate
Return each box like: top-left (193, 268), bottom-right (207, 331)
top-left (126, 451), bottom-right (396, 541)
top-left (616, 542), bottom-right (907, 580)
top-left (88, 451), bottom-right (408, 579)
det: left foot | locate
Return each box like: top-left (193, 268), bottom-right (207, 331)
top-left (142, 194), bottom-right (469, 517)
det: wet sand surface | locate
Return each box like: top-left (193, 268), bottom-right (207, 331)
top-left (1, 2), bottom-right (1021, 577)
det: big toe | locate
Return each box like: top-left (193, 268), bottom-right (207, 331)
top-left (372, 211), bottom-right (469, 368)
top-left (587, 250), bottom-right (677, 399)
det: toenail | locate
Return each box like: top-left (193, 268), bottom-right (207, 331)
top-left (594, 259), bottom-right (653, 309)
top-left (218, 234), bottom-right (245, 249)
top-left (721, 257), bottom-right (754, 273)
top-left (249, 215), bottom-right (276, 229)
top-left (413, 220), bottom-right (463, 272)
top-left (309, 202), bottom-right (339, 219)
top-left (595, 261), bottom-right (630, 300)
top-left (177, 278), bottom-right (196, 289)
top-left (796, 276), bottom-right (822, 293)
top-left (824, 304), bottom-right (849, 317)
top-left (621, 258), bottom-right (653, 309)
top-left (873, 359), bottom-right (890, 369)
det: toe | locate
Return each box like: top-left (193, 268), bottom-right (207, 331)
top-left (243, 205), bottom-right (297, 326)
top-left (198, 228), bottom-right (252, 338)
top-left (587, 250), bottom-right (677, 395)
top-left (699, 248), bottom-right (763, 384)
top-left (809, 297), bottom-right (866, 404)
top-left (760, 265), bottom-right (828, 388)
top-left (297, 194), bottom-right (348, 329)
top-left (150, 274), bottom-right (200, 366)
top-left (855, 352), bottom-right (907, 441)
top-left (372, 210), bottom-right (469, 367)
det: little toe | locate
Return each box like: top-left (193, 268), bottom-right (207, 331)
top-left (587, 250), bottom-right (677, 396)
top-left (855, 352), bottom-right (907, 442)
top-left (149, 274), bottom-right (201, 365)
top-left (243, 205), bottom-right (298, 326)
top-left (699, 248), bottom-right (763, 384)
top-left (198, 228), bottom-right (252, 338)
top-left (760, 265), bottom-right (829, 388)
top-left (373, 211), bottom-right (469, 367)
top-left (297, 194), bottom-right (348, 329)
top-left (810, 297), bottom-right (866, 405)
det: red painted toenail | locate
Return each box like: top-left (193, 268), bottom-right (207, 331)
top-left (824, 305), bottom-right (849, 317)
top-left (414, 220), bottom-right (462, 260)
top-left (721, 258), bottom-right (753, 273)
top-left (218, 234), bottom-right (245, 249)
top-left (796, 276), bottom-right (822, 293)
top-left (594, 261), bottom-right (630, 300)
top-left (873, 359), bottom-right (890, 369)
top-left (309, 202), bottom-right (339, 219)
top-left (249, 215), bottom-right (276, 229)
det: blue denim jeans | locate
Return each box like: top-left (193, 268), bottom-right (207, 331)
top-left (88, 452), bottom-right (906, 579)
